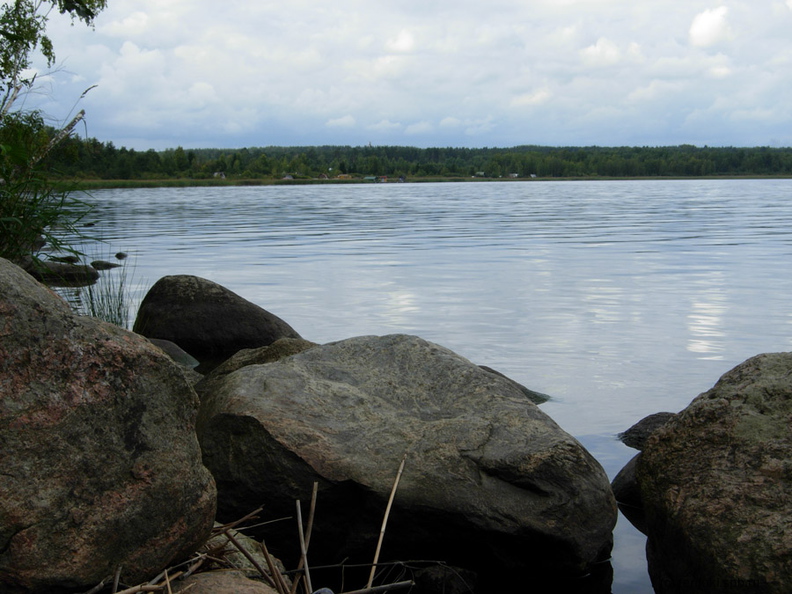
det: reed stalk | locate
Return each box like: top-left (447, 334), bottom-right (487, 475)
top-left (291, 482), bottom-right (319, 594)
top-left (366, 454), bottom-right (407, 589)
top-left (296, 500), bottom-right (313, 593)
top-left (222, 528), bottom-right (278, 590)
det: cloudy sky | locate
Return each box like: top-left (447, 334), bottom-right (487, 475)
top-left (23, 0), bottom-right (792, 150)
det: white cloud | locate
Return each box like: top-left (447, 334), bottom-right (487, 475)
top-left (22, 0), bottom-right (792, 149)
top-left (689, 7), bottom-right (733, 48)
top-left (368, 119), bottom-right (403, 132)
top-left (464, 116), bottom-right (495, 136)
top-left (436, 116), bottom-right (494, 135)
top-left (439, 117), bottom-right (462, 128)
top-left (386, 30), bottom-right (416, 53)
top-left (708, 65), bottom-right (732, 79)
top-left (580, 37), bottom-right (621, 66)
top-left (102, 11), bottom-right (149, 37)
top-left (186, 82), bottom-right (218, 107)
top-left (326, 115), bottom-right (356, 128)
top-left (627, 80), bottom-right (684, 103)
top-left (626, 42), bottom-right (645, 62)
top-left (405, 121), bottom-right (434, 135)
top-left (511, 89), bottom-right (552, 107)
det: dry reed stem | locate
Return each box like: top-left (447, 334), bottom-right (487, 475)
top-left (259, 538), bottom-right (290, 594)
top-left (83, 575), bottom-right (112, 594)
top-left (295, 500), bottom-right (313, 593)
top-left (366, 454), bottom-right (407, 589)
top-left (111, 565), bottom-right (122, 594)
top-left (215, 506), bottom-right (265, 534)
top-left (290, 482), bottom-right (319, 594)
top-left (306, 482), bottom-right (318, 548)
top-left (112, 585), bottom-right (165, 594)
top-left (342, 580), bottom-right (415, 594)
top-left (222, 528), bottom-right (278, 590)
top-left (148, 569), bottom-right (184, 585)
top-left (180, 555), bottom-right (206, 580)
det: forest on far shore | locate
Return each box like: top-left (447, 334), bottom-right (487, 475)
top-left (42, 136), bottom-right (792, 181)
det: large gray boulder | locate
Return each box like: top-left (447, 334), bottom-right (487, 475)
top-left (637, 353), bottom-right (792, 594)
top-left (0, 258), bottom-right (217, 593)
top-left (196, 334), bottom-right (616, 590)
top-left (133, 275), bottom-right (301, 366)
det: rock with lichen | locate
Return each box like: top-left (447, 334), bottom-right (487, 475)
top-left (196, 333), bottom-right (616, 591)
top-left (637, 352), bottom-right (792, 594)
top-left (0, 257), bottom-right (216, 593)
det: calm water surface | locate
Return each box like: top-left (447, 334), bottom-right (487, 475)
top-left (75, 180), bottom-right (792, 593)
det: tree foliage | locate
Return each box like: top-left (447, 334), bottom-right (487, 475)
top-left (0, 110), bottom-right (89, 264)
top-left (1, 0), bottom-right (106, 264)
top-left (1, 0), bottom-right (107, 116)
top-left (41, 139), bottom-right (792, 181)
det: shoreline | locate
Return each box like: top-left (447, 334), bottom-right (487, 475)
top-left (59, 174), bottom-right (792, 191)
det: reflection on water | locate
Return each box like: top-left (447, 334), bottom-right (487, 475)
top-left (75, 179), bottom-right (792, 594)
top-left (687, 277), bottom-right (728, 358)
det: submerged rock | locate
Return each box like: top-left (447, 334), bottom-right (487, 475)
top-left (636, 353), bottom-right (792, 594)
top-left (617, 412), bottom-right (676, 450)
top-left (196, 334), bottom-right (616, 590)
top-left (24, 259), bottom-right (100, 286)
top-left (0, 258), bottom-right (216, 593)
top-left (148, 337), bottom-right (201, 369)
top-left (90, 259), bottom-right (122, 270)
top-left (612, 411), bottom-right (678, 535)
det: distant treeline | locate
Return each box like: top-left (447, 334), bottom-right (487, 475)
top-left (43, 136), bottom-right (792, 180)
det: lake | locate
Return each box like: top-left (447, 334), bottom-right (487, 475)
top-left (70, 179), bottom-right (792, 593)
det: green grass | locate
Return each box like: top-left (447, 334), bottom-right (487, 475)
top-left (55, 251), bottom-right (147, 330)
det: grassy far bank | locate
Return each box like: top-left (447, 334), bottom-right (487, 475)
top-left (62, 173), bottom-right (792, 190)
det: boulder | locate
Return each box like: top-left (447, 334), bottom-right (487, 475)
top-left (133, 275), bottom-right (302, 367)
top-left (617, 412), bottom-right (676, 450)
top-left (196, 334), bottom-right (617, 591)
top-left (0, 258), bottom-right (217, 593)
top-left (636, 353), bottom-right (792, 594)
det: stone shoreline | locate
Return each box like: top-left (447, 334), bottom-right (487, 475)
top-left (1, 258), bottom-right (789, 594)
